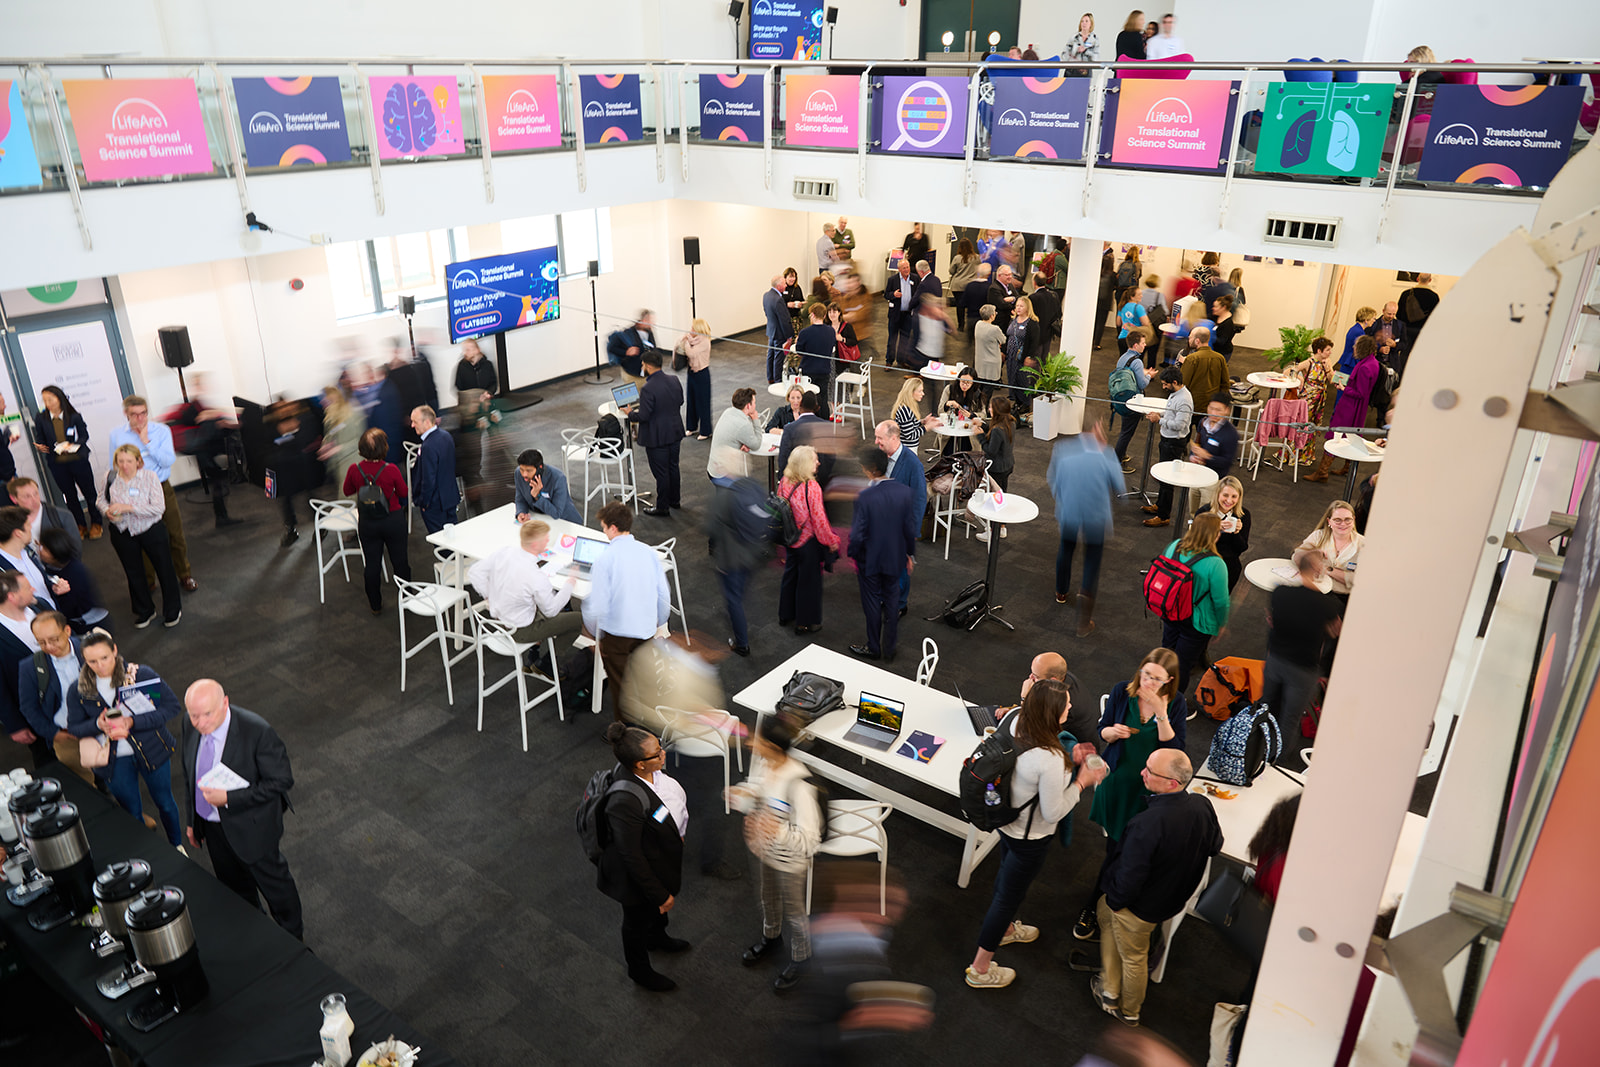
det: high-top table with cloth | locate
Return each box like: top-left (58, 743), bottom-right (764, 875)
top-left (918, 362), bottom-right (966, 385)
top-left (1150, 460), bottom-right (1218, 527)
top-left (0, 771), bottom-right (455, 1067)
top-left (964, 490), bottom-right (1039, 631)
top-left (1123, 395), bottom-right (1168, 504)
top-left (730, 644), bottom-right (1001, 888)
top-left (1325, 432), bottom-right (1386, 501)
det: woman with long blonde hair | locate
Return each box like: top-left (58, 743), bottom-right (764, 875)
top-left (776, 445), bottom-right (841, 635)
top-left (1195, 475), bottom-right (1251, 589)
top-left (678, 317), bottom-right (715, 439)
top-left (1116, 10), bottom-right (1147, 60)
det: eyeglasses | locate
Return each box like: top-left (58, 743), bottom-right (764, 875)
top-left (1330, 516), bottom-right (1355, 526)
top-left (1141, 767), bottom-right (1181, 785)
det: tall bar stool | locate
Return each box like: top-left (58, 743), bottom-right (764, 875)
top-left (403, 442), bottom-right (421, 532)
top-left (652, 537), bottom-right (689, 642)
top-left (394, 577), bottom-right (473, 705)
top-left (310, 499), bottom-right (364, 604)
top-left (833, 370), bottom-right (874, 437)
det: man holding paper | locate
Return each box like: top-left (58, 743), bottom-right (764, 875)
top-left (180, 678), bottom-right (304, 940)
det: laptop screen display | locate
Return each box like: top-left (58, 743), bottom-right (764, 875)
top-left (857, 692), bottom-right (905, 732)
top-left (611, 382), bottom-right (640, 408)
top-left (571, 536), bottom-right (607, 565)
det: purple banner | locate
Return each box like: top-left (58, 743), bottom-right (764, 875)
top-left (876, 76), bottom-right (969, 157)
top-left (233, 76), bottom-right (351, 167)
top-left (579, 74), bottom-right (643, 144)
top-left (698, 73), bottom-right (764, 143)
top-left (1417, 84), bottom-right (1584, 189)
top-left (990, 75), bottom-right (1091, 160)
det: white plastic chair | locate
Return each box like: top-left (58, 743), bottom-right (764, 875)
top-left (403, 442), bottom-right (421, 532)
top-left (310, 499), bottom-right (364, 604)
top-left (657, 705), bottom-right (743, 812)
top-left (583, 436), bottom-right (639, 519)
top-left (560, 427), bottom-right (592, 482)
top-left (915, 637), bottom-right (939, 686)
top-left (806, 800), bottom-right (893, 914)
top-left (471, 604), bottom-right (564, 749)
top-left (833, 370), bottom-right (873, 437)
top-left (652, 537), bottom-right (689, 642)
top-left (1249, 439), bottom-right (1302, 483)
top-left (395, 577), bottom-right (473, 705)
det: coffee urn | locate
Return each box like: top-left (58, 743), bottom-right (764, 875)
top-left (123, 886), bottom-right (209, 1032)
top-left (5, 778), bottom-right (62, 907)
top-left (91, 859), bottom-right (159, 999)
top-left (22, 800), bottom-right (96, 932)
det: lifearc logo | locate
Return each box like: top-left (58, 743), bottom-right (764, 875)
top-left (1144, 97), bottom-right (1192, 124)
top-left (1433, 122), bottom-right (1479, 146)
top-left (583, 100), bottom-right (604, 118)
top-left (247, 110), bottom-right (284, 134)
top-left (752, 0), bottom-right (772, 13)
top-left (804, 90), bottom-right (839, 113)
top-left (506, 88), bottom-right (539, 114)
top-left (451, 268), bottom-right (480, 290)
top-left (703, 99), bottom-right (726, 115)
top-left (111, 98), bottom-right (169, 131)
top-left (998, 108), bottom-right (1026, 127)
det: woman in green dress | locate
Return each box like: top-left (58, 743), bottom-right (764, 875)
top-left (1071, 647), bottom-right (1189, 943)
top-left (1292, 336), bottom-right (1338, 471)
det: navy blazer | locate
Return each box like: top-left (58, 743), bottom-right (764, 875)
top-left (179, 705), bottom-right (295, 866)
top-left (915, 272), bottom-right (944, 302)
top-left (513, 465), bottom-right (581, 524)
top-left (763, 288), bottom-right (793, 343)
top-left (849, 478), bottom-right (917, 577)
top-left (884, 272), bottom-right (915, 326)
top-left (64, 663), bottom-right (179, 778)
top-left (413, 428), bottom-right (460, 512)
top-left (32, 409), bottom-right (91, 460)
top-left (795, 324), bottom-right (836, 383)
top-left (629, 370), bottom-right (686, 448)
top-left (17, 635), bottom-right (82, 740)
top-left (0, 624), bottom-right (33, 735)
top-left (607, 327), bottom-right (654, 378)
top-left (885, 444), bottom-right (928, 521)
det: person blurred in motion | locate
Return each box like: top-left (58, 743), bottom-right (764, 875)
top-left (163, 373), bottom-right (243, 528)
top-left (35, 528), bottom-right (107, 634)
top-left (1073, 1025), bottom-right (1199, 1067)
top-left (33, 385), bottom-right (102, 540)
top-left (607, 311), bottom-right (659, 388)
top-left (732, 713), bottom-right (823, 993)
top-left (1048, 420), bottom-right (1124, 636)
top-left (948, 239), bottom-right (981, 330)
top-left (594, 722), bottom-right (690, 992)
top-left (677, 318), bottom-right (716, 440)
top-left (709, 388), bottom-right (763, 483)
top-left (1115, 10), bottom-right (1147, 62)
top-left (513, 448), bottom-right (581, 525)
top-left (341, 428), bottom-right (411, 615)
top-left (777, 446), bottom-right (841, 637)
top-left (964, 679), bottom-right (1107, 989)
top-left (100, 446), bottom-right (182, 629)
top-left (583, 503), bottom-right (671, 719)
top-left (707, 470), bottom-right (769, 654)
top-left (410, 404), bottom-right (460, 533)
top-left (453, 337), bottom-right (497, 407)
top-left (319, 385), bottom-right (364, 488)
top-left (1265, 553), bottom-right (1341, 768)
top-left (266, 400), bottom-right (320, 548)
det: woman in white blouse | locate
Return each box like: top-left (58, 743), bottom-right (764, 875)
top-left (1293, 499), bottom-right (1364, 598)
top-left (100, 443), bottom-right (182, 627)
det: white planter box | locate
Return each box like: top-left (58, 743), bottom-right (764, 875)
top-left (1032, 395), bottom-right (1058, 440)
top-left (1056, 393), bottom-right (1085, 436)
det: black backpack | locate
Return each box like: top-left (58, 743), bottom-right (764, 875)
top-left (767, 488), bottom-right (801, 545)
top-left (958, 709), bottom-right (1037, 832)
top-left (576, 765), bottom-right (653, 866)
top-left (354, 465), bottom-right (390, 522)
top-left (1116, 258), bottom-right (1140, 290)
top-left (774, 671), bottom-right (845, 723)
top-left (939, 580), bottom-right (989, 629)
top-left (595, 412), bottom-right (626, 451)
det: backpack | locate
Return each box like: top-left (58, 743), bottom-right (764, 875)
top-left (1146, 297), bottom-right (1168, 331)
top-left (1109, 354), bottom-right (1141, 417)
top-left (595, 412), bottom-right (626, 451)
top-left (958, 709), bottom-right (1037, 832)
top-left (939, 580), bottom-right (989, 629)
top-left (768, 486), bottom-right (801, 545)
top-left (1143, 552), bottom-right (1196, 622)
top-left (354, 465), bottom-right (390, 522)
top-left (1193, 659), bottom-right (1261, 723)
top-left (774, 671), bottom-right (846, 724)
top-left (1206, 703), bottom-right (1283, 787)
top-left (576, 765), bottom-right (654, 866)
top-left (1116, 258), bottom-right (1140, 290)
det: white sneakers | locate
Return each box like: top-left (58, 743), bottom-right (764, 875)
top-left (1000, 921), bottom-right (1039, 946)
top-left (965, 963), bottom-right (1016, 988)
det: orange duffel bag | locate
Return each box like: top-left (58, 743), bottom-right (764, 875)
top-left (1193, 657), bottom-right (1264, 722)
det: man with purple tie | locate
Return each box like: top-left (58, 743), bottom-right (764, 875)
top-left (180, 678), bottom-right (304, 940)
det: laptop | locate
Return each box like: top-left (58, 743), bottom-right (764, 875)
top-left (841, 691), bottom-right (906, 752)
top-left (611, 382), bottom-right (640, 409)
top-left (556, 535), bottom-right (608, 578)
top-left (955, 680), bottom-right (1001, 735)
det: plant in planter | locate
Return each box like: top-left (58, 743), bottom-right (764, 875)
top-left (1024, 352), bottom-right (1086, 439)
top-left (1262, 324), bottom-right (1325, 371)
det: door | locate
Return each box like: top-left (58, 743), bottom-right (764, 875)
top-left (921, 0), bottom-right (1020, 60)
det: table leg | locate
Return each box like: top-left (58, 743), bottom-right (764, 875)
top-left (974, 519), bottom-right (1014, 631)
top-left (1342, 460), bottom-right (1360, 503)
top-left (1128, 419), bottom-right (1158, 504)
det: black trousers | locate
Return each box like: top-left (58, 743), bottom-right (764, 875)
top-left (621, 900), bottom-right (672, 979)
top-left (857, 570), bottom-right (900, 657)
top-left (779, 536), bottom-right (826, 627)
top-left (108, 520), bottom-right (181, 623)
top-left (195, 816), bottom-right (304, 940)
top-left (645, 442), bottom-right (682, 509)
top-left (48, 457), bottom-right (102, 529)
top-left (357, 510), bottom-right (412, 610)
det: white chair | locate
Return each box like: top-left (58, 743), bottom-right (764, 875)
top-left (652, 537), bottom-right (690, 643)
top-left (915, 638), bottom-right (939, 686)
top-left (403, 442), bottom-right (421, 532)
top-left (833, 370), bottom-right (873, 437)
top-left (395, 577), bottom-right (473, 705)
top-left (584, 436), bottom-right (639, 519)
top-left (1248, 439), bottom-right (1302, 483)
top-left (1231, 399), bottom-right (1263, 446)
top-left (806, 800), bottom-right (893, 914)
top-left (309, 499), bottom-right (364, 604)
top-left (471, 603), bottom-right (564, 748)
top-left (657, 705), bottom-right (743, 811)
top-left (433, 545), bottom-right (477, 589)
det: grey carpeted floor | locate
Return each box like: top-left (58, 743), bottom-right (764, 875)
top-left (3, 310), bottom-right (1431, 1065)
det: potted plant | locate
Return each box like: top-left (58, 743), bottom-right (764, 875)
top-left (1024, 352), bottom-right (1086, 439)
top-left (1262, 324), bottom-right (1325, 371)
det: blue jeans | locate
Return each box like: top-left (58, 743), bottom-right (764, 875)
top-left (1056, 531), bottom-right (1106, 598)
top-left (976, 833), bottom-right (1053, 951)
top-left (107, 755), bottom-right (182, 846)
top-left (719, 567), bottom-right (751, 648)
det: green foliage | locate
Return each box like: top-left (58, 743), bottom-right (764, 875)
top-left (1025, 352), bottom-right (1085, 398)
top-left (1262, 324), bottom-right (1325, 370)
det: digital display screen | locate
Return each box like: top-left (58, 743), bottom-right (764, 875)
top-left (857, 693), bottom-right (904, 731)
top-left (445, 245), bottom-right (560, 343)
top-left (750, 0), bottom-right (824, 60)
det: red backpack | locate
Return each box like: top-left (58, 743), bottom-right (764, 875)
top-left (1143, 552), bottom-right (1196, 621)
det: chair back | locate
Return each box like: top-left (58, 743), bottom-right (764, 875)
top-left (311, 498), bottom-right (358, 527)
top-left (1115, 53), bottom-right (1193, 79)
top-left (658, 706), bottom-right (734, 760)
top-left (470, 603), bottom-right (524, 658)
top-left (1285, 58), bottom-right (1333, 84)
top-left (915, 638), bottom-right (939, 686)
top-left (591, 436), bottom-right (626, 462)
top-left (1255, 397), bottom-right (1309, 446)
top-left (404, 441), bottom-right (421, 466)
top-left (1443, 59), bottom-right (1478, 85)
top-left (1330, 62), bottom-right (1360, 84)
top-left (820, 801), bottom-right (892, 857)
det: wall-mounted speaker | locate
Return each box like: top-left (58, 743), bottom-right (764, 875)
top-left (157, 326), bottom-right (193, 369)
top-left (826, 6), bottom-right (839, 23)
top-left (588, 259), bottom-right (600, 278)
top-left (398, 295), bottom-right (416, 316)
top-left (728, 1), bottom-right (744, 17)
top-left (683, 238), bottom-right (701, 266)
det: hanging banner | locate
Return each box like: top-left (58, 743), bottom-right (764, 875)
top-left (15, 320), bottom-right (126, 489)
top-left (877, 76), bottom-right (969, 157)
top-left (0, 81), bottom-right (42, 190)
top-left (990, 75), bottom-right (1092, 160)
top-left (698, 73), bottom-right (765, 143)
top-left (1417, 84), bottom-right (1584, 189)
top-left (578, 74), bottom-right (643, 144)
top-left (1107, 78), bottom-right (1235, 172)
top-left (481, 74), bottom-right (562, 152)
top-left (232, 76), bottom-right (351, 167)
top-left (63, 78), bottom-right (214, 183)
top-left (750, 0), bottom-right (824, 61)
top-left (1255, 82), bottom-right (1388, 178)
top-left (784, 74), bottom-right (859, 149)
top-left (368, 75), bottom-right (465, 159)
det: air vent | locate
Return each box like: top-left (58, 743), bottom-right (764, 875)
top-left (1263, 214), bottom-right (1341, 249)
top-left (792, 177), bottom-right (838, 202)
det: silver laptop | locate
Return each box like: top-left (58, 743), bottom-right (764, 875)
top-left (842, 691), bottom-right (906, 752)
top-left (556, 535), bottom-right (607, 578)
top-left (611, 382), bottom-right (640, 408)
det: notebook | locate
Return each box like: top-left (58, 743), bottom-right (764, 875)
top-left (895, 731), bottom-right (945, 764)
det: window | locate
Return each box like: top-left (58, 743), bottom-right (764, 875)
top-left (324, 226), bottom-right (469, 320)
top-left (557, 208), bottom-right (613, 277)
top-left (500, 214), bottom-right (559, 254)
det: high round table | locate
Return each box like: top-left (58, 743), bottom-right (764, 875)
top-left (768, 378), bottom-right (821, 398)
top-left (1324, 433), bottom-right (1385, 501)
top-left (1124, 394), bottom-right (1168, 504)
top-left (964, 491), bottom-right (1039, 631)
top-left (753, 430), bottom-right (783, 492)
top-left (1246, 371), bottom-right (1301, 398)
top-left (1244, 556), bottom-right (1299, 592)
top-left (1150, 460), bottom-right (1219, 525)
top-left (920, 363), bottom-right (967, 385)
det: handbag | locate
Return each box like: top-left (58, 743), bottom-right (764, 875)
top-left (1194, 868), bottom-right (1275, 962)
top-left (672, 342), bottom-right (690, 372)
top-left (1231, 302), bottom-right (1251, 327)
top-left (79, 735), bottom-right (111, 769)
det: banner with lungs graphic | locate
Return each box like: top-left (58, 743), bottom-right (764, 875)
top-left (481, 74), bottom-right (562, 151)
top-left (784, 74), bottom-right (859, 148)
top-left (368, 75), bottom-right (465, 159)
top-left (63, 78), bottom-right (214, 182)
top-left (698, 74), bottom-right (765, 143)
top-left (233, 76), bottom-right (351, 167)
top-left (1417, 84), bottom-right (1584, 189)
top-left (579, 74), bottom-right (644, 144)
top-left (1106, 79), bottom-right (1235, 173)
top-left (989, 76), bottom-right (1092, 160)
top-left (1255, 82), bottom-right (1388, 178)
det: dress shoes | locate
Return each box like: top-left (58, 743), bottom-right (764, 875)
top-left (743, 936), bottom-right (782, 966)
top-left (727, 640), bottom-right (750, 657)
top-left (773, 964), bottom-right (803, 993)
top-left (641, 506), bottom-right (672, 518)
top-left (795, 624), bottom-right (820, 635)
top-left (898, 606), bottom-right (908, 618)
top-left (1139, 504), bottom-right (1160, 515)
top-left (1143, 517), bottom-right (1171, 527)
top-left (181, 577), bottom-right (198, 593)
top-left (848, 644), bottom-right (880, 661)
top-left (630, 971), bottom-right (677, 992)
top-left (649, 936), bottom-right (692, 953)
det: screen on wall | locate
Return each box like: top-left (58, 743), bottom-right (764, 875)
top-left (750, 0), bottom-right (825, 60)
top-left (445, 246), bottom-right (560, 344)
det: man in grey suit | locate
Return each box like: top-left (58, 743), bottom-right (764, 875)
top-left (181, 678), bottom-right (304, 940)
top-left (764, 275), bottom-right (793, 383)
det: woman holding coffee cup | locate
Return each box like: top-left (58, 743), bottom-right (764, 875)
top-left (1195, 476), bottom-right (1251, 590)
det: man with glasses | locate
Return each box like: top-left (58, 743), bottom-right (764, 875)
top-left (1091, 749), bottom-right (1220, 1026)
top-left (109, 396), bottom-right (197, 592)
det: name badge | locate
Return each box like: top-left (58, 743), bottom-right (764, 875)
top-left (652, 805), bottom-right (671, 824)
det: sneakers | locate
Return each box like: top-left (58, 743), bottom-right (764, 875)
top-left (975, 528), bottom-right (991, 542)
top-left (964, 963), bottom-right (1016, 989)
top-left (1121, 462), bottom-right (1137, 475)
top-left (1000, 921), bottom-right (1039, 946)
top-left (1090, 973), bottom-right (1118, 1014)
top-left (133, 613), bottom-right (156, 630)
top-left (164, 612), bottom-right (182, 629)
top-left (1073, 907), bottom-right (1100, 941)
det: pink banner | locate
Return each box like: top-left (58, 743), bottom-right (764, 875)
top-left (1109, 79), bottom-right (1234, 171)
top-left (369, 75), bottom-right (465, 159)
top-left (481, 74), bottom-right (561, 152)
top-left (63, 78), bottom-right (213, 182)
top-left (784, 74), bottom-right (859, 149)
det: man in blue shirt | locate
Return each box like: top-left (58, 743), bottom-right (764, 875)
top-left (109, 395), bottom-right (197, 592)
top-left (583, 503), bottom-right (670, 720)
top-left (513, 448), bottom-right (581, 524)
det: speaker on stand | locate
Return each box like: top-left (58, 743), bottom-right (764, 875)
top-left (158, 326), bottom-right (194, 402)
top-left (683, 237), bottom-right (701, 321)
top-left (585, 259), bottom-right (615, 386)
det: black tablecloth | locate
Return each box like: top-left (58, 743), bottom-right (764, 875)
top-left (0, 773), bottom-right (454, 1067)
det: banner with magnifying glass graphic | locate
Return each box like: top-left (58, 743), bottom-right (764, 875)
top-left (874, 76), bottom-right (970, 157)
top-left (368, 75), bottom-right (465, 160)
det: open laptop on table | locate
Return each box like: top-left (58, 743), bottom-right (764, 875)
top-left (955, 680), bottom-right (1002, 735)
top-left (611, 382), bottom-right (640, 409)
top-left (841, 691), bottom-right (906, 752)
top-left (555, 534), bottom-right (608, 579)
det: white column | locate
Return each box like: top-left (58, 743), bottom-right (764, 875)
top-left (1061, 237), bottom-right (1104, 430)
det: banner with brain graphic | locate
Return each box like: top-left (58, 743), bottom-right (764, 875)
top-left (369, 75), bottom-right (464, 160)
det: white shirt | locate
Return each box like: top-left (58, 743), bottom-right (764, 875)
top-left (468, 545), bottom-right (573, 629)
top-left (646, 769), bottom-right (689, 838)
top-left (0, 610), bottom-right (38, 652)
top-left (0, 546), bottom-right (52, 609)
top-left (28, 511), bottom-right (41, 543)
top-left (1146, 33), bottom-right (1187, 59)
top-left (49, 652), bottom-right (77, 731)
top-left (94, 674), bottom-right (133, 757)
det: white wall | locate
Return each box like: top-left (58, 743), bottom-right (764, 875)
top-left (1173, 1), bottom-right (1380, 65)
top-left (1365, 0), bottom-right (1600, 65)
top-left (830, 0), bottom-right (920, 62)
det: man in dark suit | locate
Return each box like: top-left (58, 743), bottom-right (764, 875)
top-left (914, 259), bottom-right (944, 303)
top-left (7, 477), bottom-right (82, 558)
top-left (988, 265), bottom-right (1021, 332)
top-left (763, 276), bottom-right (794, 384)
top-left (884, 260), bottom-right (916, 367)
top-left (607, 311), bottom-right (659, 388)
top-left (777, 392), bottom-right (834, 487)
top-left (962, 263), bottom-right (993, 340)
top-left (410, 405), bottom-right (459, 534)
top-left (0, 572), bottom-right (51, 771)
top-left (17, 612), bottom-right (90, 785)
top-left (627, 350), bottom-right (685, 517)
top-left (848, 446), bottom-right (917, 663)
top-left (180, 678), bottom-right (303, 940)
top-left (1028, 271), bottom-right (1063, 349)
top-left (874, 421), bottom-right (927, 617)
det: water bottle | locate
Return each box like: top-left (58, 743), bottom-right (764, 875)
top-left (983, 783), bottom-right (1002, 808)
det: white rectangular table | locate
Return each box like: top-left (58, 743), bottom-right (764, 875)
top-left (731, 645), bottom-right (999, 888)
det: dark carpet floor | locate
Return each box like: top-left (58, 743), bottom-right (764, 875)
top-left (2, 311), bottom-right (1432, 1065)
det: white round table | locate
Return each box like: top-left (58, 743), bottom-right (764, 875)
top-left (929, 419), bottom-right (982, 439)
top-left (919, 363), bottom-right (967, 384)
top-left (964, 492), bottom-right (1039, 632)
top-left (1324, 433), bottom-right (1385, 501)
top-left (1150, 460), bottom-right (1219, 524)
top-left (1246, 371), bottom-right (1301, 398)
top-left (1244, 556), bottom-right (1298, 592)
top-left (753, 431), bottom-right (782, 491)
top-left (1158, 323), bottom-right (1178, 335)
top-left (768, 378), bottom-right (821, 398)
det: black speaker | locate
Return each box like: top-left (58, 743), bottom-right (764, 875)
top-left (157, 326), bottom-right (193, 369)
top-left (728, 1), bottom-right (743, 17)
top-left (683, 238), bottom-right (701, 266)
top-left (825, 6), bottom-right (838, 24)
top-left (398, 295), bottom-right (416, 316)
top-left (588, 259), bottom-right (599, 278)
